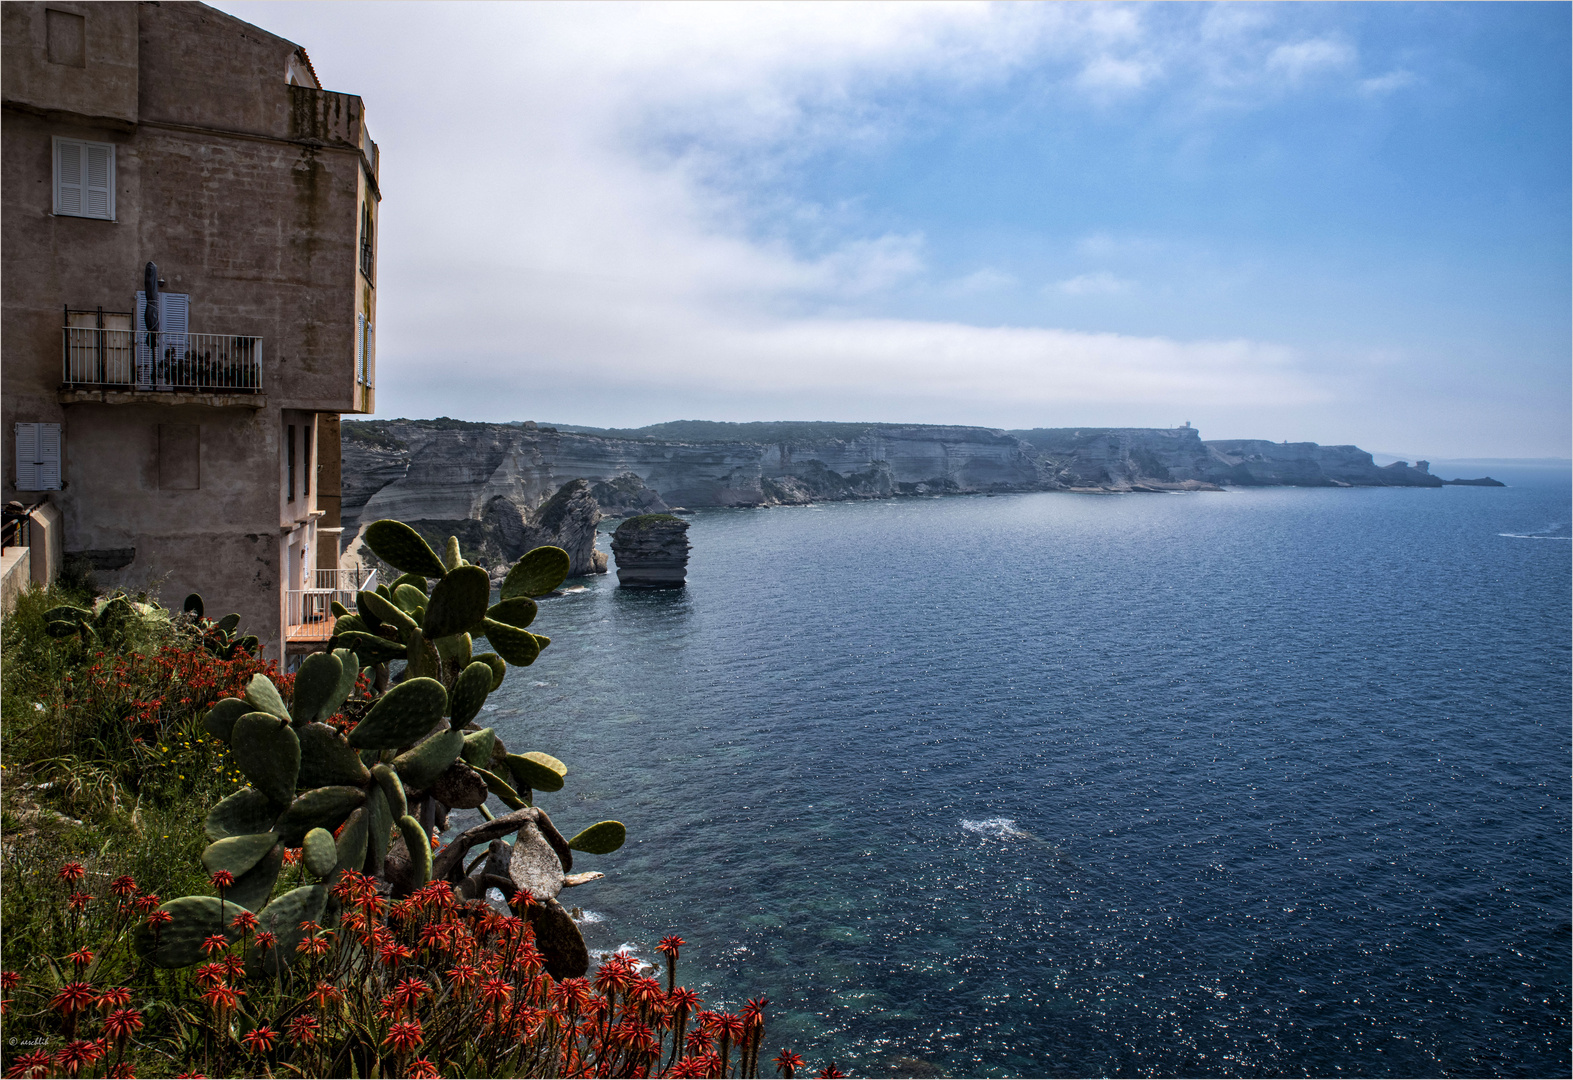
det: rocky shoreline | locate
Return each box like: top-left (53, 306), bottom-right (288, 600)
top-left (338, 418), bottom-right (1495, 575)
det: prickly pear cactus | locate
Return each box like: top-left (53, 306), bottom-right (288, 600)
top-left (139, 522), bottom-right (628, 981)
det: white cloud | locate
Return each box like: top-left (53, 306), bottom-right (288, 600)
top-left (1265, 38), bottom-right (1356, 81)
top-left (948, 268), bottom-right (1019, 295)
top-left (1052, 271), bottom-right (1133, 296)
top-left (210, 1), bottom-right (1339, 423)
top-left (1359, 69), bottom-right (1417, 95)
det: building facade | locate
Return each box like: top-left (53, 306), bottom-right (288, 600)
top-left (2, 1), bottom-right (378, 659)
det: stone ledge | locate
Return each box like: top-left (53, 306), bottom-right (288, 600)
top-left (58, 388), bottom-right (268, 409)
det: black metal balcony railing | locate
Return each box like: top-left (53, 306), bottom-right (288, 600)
top-left (63, 327), bottom-right (263, 392)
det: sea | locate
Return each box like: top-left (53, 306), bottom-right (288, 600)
top-left (477, 464), bottom-right (1571, 1078)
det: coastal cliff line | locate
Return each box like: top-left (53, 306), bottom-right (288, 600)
top-left (338, 418), bottom-right (1448, 570)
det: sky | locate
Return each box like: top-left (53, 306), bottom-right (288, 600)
top-left (215, 1), bottom-right (1570, 458)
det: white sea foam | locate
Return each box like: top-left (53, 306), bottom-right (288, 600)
top-left (1500, 532), bottom-right (1572, 540)
top-left (961, 817), bottom-right (1033, 840)
top-left (573, 909), bottom-right (607, 925)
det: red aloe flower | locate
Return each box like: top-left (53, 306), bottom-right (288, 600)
top-left (96, 987), bottom-right (133, 1011)
top-left (4, 1050), bottom-right (52, 1079)
top-left (285, 1013), bottom-right (322, 1045)
top-left (308, 980), bottom-right (342, 1009)
top-left (57, 861), bottom-right (86, 884)
top-left (132, 895), bottom-right (160, 914)
top-left (102, 1007), bottom-right (144, 1044)
top-left (67, 893), bottom-right (94, 913)
top-left (240, 1025), bottom-right (277, 1053)
top-left (254, 930), bottom-right (277, 951)
top-left (0, 971), bottom-right (19, 992)
top-left (669, 1057), bottom-right (709, 1079)
top-left (65, 947), bottom-right (94, 969)
top-left (668, 986), bottom-right (700, 1014)
top-left (775, 1050), bottom-right (805, 1078)
top-left (222, 954), bottom-right (246, 981)
top-left (105, 1064), bottom-right (138, 1080)
top-left (209, 870), bottom-right (236, 890)
top-left (145, 910), bottom-right (173, 930)
top-left (51, 981), bottom-right (97, 1016)
top-left (194, 962), bottom-right (227, 988)
top-left (478, 977), bottom-right (512, 1010)
top-left (817, 1065), bottom-right (847, 1079)
top-left (656, 935), bottom-right (685, 959)
top-left (52, 1039), bottom-right (103, 1077)
top-left (200, 983), bottom-right (244, 1017)
top-left (200, 933), bottom-right (229, 956)
top-left (407, 1058), bottom-right (440, 1080)
top-left (392, 977), bottom-right (431, 1011)
top-left (382, 1019), bottom-right (424, 1053)
top-left (108, 876), bottom-right (138, 898)
top-left (230, 911), bottom-right (259, 934)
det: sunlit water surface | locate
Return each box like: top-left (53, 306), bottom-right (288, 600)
top-left (470, 468), bottom-right (1570, 1077)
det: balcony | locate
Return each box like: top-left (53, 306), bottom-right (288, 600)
top-left (60, 325), bottom-right (266, 408)
top-left (286, 566), bottom-right (377, 653)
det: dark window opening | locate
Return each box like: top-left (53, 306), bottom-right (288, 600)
top-left (304, 425), bottom-right (313, 497)
top-left (360, 201), bottom-right (375, 280)
top-left (287, 424), bottom-right (296, 502)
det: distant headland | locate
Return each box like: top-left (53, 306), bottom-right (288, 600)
top-left (338, 419), bottom-right (1501, 569)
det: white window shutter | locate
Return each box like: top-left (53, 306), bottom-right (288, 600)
top-left (356, 313), bottom-right (365, 384)
top-left (37, 425), bottom-right (61, 490)
top-left (84, 143), bottom-right (113, 219)
top-left (55, 140), bottom-right (83, 216)
top-left (364, 319), bottom-right (373, 386)
top-left (15, 424), bottom-right (39, 491)
top-left (14, 423), bottom-right (61, 492)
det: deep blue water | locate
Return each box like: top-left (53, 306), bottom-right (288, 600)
top-left (478, 468), bottom-right (1571, 1078)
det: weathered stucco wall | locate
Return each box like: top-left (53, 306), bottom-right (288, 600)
top-left (2, 1), bottom-right (379, 656)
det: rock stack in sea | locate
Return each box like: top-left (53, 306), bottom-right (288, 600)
top-left (610, 514), bottom-right (690, 588)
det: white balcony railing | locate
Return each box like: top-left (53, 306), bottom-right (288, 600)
top-left (287, 567), bottom-right (378, 630)
top-left (63, 327), bottom-right (263, 392)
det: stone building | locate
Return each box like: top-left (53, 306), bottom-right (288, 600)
top-left (1, 1), bottom-right (379, 660)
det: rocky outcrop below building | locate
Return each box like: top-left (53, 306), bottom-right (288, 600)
top-left (610, 514), bottom-right (690, 588)
top-left (337, 418), bottom-right (1461, 560)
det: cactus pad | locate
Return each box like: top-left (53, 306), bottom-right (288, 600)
top-left (201, 832), bottom-right (279, 879)
top-left (390, 573), bottom-right (429, 596)
top-left (365, 520), bottom-right (449, 578)
top-left (487, 596), bottom-right (538, 629)
top-left (394, 583), bottom-right (428, 614)
top-left (231, 713), bottom-right (301, 806)
top-left (226, 844), bottom-right (283, 913)
top-left (205, 787), bottom-right (282, 841)
top-left (434, 630), bottom-right (472, 668)
top-left (501, 546), bottom-right (571, 599)
top-left (276, 786), bottom-right (366, 847)
top-left (365, 785), bottom-right (392, 876)
top-left (302, 828), bottom-right (337, 879)
top-left (424, 565), bottom-right (491, 639)
top-left (449, 662), bottom-right (494, 729)
top-left (335, 806), bottom-right (369, 882)
top-left (297, 723), bottom-right (373, 788)
top-left (202, 697), bottom-right (251, 741)
top-left (473, 651), bottom-right (507, 690)
top-left (334, 630), bottom-right (406, 665)
top-left (567, 820), bottom-right (627, 855)
top-left (244, 674), bottom-right (291, 723)
top-left (252, 884), bottom-right (329, 975)
top-left (482, 618), bottom-right (541, 666)
top-left (461, 727), bottom-right (497, 769)
top-left (397, 814), bottom-right (433, 888)
top-left (330, 648), bottom-right (362, 712)
top-left (134, 896), bottom-right (249, 968)
top-left (392, 728), bottom-right (465, 791)
top-left (509, 751), bottom-right (566, 793)
top-left (443, 535), bottom-right (464, 571)
top-left (475, 766), bottom-right (527, 810)
top-left (358, 589), bottom-right (416, 634)
top-left (348, 676), bottom-right (448, 750)
top-left (372, 763), bottom-right (408, 820)
top-left (290, 652), bottom-right (344, 725)
top-left (405, 628), bottom-right (443, 681)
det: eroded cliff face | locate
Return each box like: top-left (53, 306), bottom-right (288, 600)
top-left (337, 419), bottom-right (1444, 565)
